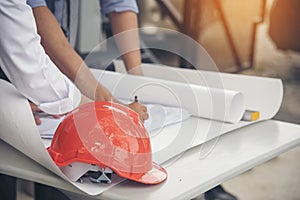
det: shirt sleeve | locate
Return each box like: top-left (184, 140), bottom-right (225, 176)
top-left (26, 0), bottom-right (47, 8)
top-left (100, 0), bottom-right (139, 15)
top-left (0, 0), bottom-right (80, 115)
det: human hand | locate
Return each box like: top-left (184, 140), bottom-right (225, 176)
top-left (29, 102), bottom-right (61, 125)
top-left (128, 102), bottom-right (149, 123)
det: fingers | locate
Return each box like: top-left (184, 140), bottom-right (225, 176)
top-left (34, 116), bottom-right (42, 125)
top-left (128, 102), bottom-right (149, 122)
top-left (139, 107), bottom-right (149, 122)
top-left (29, 102), bottom-right (42, 112)
top-left (29, 102), bottom-right (42, 125)
top-left (52, 115), bottom-right (62, 119)
top-left (28, 101), bottom-right (62, 125)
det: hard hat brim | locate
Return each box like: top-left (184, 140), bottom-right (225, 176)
top-left (114, 162), bottom-right (167, 184)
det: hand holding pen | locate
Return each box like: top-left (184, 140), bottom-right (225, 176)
top-left (128, 96), bottom-right (149, 122)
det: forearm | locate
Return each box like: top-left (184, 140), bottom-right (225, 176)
top-left (31, 6), bottom-right (147, 120)
top-left (32, 6), bottom-right (114, 102)
top-left (108, 11), bottom-right (142, 75)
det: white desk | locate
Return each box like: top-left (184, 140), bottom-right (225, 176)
top-left (1, 120), bottom-right (299, 200)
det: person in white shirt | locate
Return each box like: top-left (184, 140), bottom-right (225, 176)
top-left (0, 0), bottom-right (148, 122)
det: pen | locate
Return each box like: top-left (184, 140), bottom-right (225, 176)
top-left (134, 96), bottom-right (138, 102)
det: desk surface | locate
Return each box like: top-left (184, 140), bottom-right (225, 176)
top-left (1, 120), bottom-right (300, 200)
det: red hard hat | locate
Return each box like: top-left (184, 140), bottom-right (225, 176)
top-left (47, 101), bottom-right (167, 184)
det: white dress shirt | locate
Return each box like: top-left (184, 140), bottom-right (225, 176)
top-left (0, 0), bottom-right (80, 115)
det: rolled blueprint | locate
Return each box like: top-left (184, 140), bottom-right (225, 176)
top-left (92, 69), bottom-right (245, 123)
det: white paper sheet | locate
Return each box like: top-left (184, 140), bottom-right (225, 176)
top-left (38, 116), bottom-right (64, 139)
top-left (0, 65), bottom-right (283, 196)
top-left (145, 104), bottom-right (191, 136)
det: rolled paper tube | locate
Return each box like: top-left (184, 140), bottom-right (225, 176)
top-left (95, 70), bottom-right (245, 123)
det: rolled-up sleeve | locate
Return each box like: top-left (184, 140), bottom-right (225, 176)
top-left (100, 0), bottom-right (139, 15)
top-left (26, 0), bottom-right (46, 8)
top-left (0, 0), bottom-right (80, 115)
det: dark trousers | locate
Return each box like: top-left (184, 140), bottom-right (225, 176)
top-left (35, 183), bottom-right (70, 200)
top-left (0, 174), bottom-right (69, 200)
top-left (0, 174), bottom-right (16, 200)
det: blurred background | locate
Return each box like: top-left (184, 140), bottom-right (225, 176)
top-left (137, 1), bottom-right (300, 199)
top-left (75, 0), bottom-right (300, 199)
